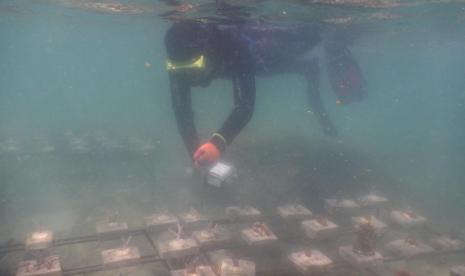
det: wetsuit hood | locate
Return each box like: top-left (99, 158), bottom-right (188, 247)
top-left (165, 22), bottom-right (210, 62)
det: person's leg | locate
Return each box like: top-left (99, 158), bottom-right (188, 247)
top-left (299, 58), bottom-right (338, 137)
top-left (324, 40), bottom-right (365, 104)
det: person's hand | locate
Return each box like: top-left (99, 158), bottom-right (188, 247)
top-left (193, 142), bottom-right (220, 168)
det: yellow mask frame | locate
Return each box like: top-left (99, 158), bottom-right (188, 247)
top-left (166, 55), bottom-right (206, 72)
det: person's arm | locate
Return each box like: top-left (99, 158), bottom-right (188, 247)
top-left (192, 37), bottom-right (255, 167)
top-left (211, 70), bottom-right (256, 152)
top-left (193, 67), bottom-right (256, 167)
top-left (170, 74), bottom-right (199, 157)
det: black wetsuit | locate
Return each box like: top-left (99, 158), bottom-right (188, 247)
top-left (166, 21), bottom-right (361, 157)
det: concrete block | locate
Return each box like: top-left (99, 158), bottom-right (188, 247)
top-left (288, 250), bottom-right (333, 274)
top-left (101, 246), bottom-right (140, 266)
top-left (16, 256), bottom-right (61, 276)
top-left (390, 210), bottom-right (427, 228)
top-left (241, 223), bottom-right (277, 246)
top-left (386, 238), bottom-right (434, 258)
top-left (277, 204), bottom-right (312, 220)
top-left (25, 231), bottom-right (53, 250)
top-left (339, 245), bottom-right (383, 268)
top-left (158, 238), bottom-right (199, 259)
top-left (302, 218), bottom-right (339, 240)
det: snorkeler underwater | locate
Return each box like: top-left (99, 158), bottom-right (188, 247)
top-left (0, 0), bottom-right (465, 275)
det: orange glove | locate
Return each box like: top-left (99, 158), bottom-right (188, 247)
top-left (193, 142), bottom-right (220, 167)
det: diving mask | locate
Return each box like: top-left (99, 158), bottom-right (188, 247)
top-left (166, 55), bottom-right (206, 73)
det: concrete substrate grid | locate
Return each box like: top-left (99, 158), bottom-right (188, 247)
top-left (1, 214), bottom-right (464, 276)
